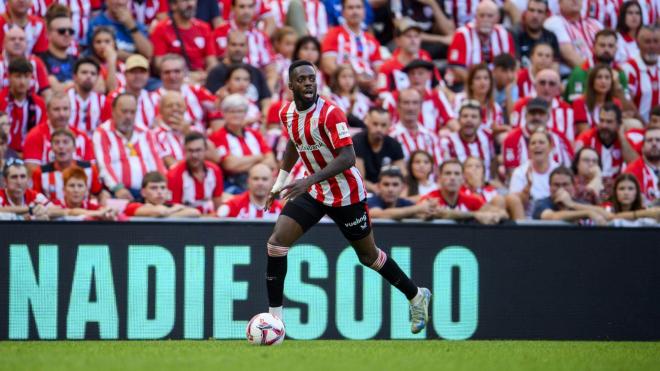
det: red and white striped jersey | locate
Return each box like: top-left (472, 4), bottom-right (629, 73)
top-left (151, 122), bottom-right (188, 162)
top-left (102, 88), bottom-right (158, 129)
top-left (56, 0), bottom-right (102, 43)
top-left (440, 130), bottom-right (495, 178)
top-left (516, 68), bottom-right (536, 99)
top-left (329, 92), bottom-right (372, 121)
top-left (442, 0), bottom-right (479, 27)
top-left (0, 188), bottom-right (48, 206)
top-left (572, 96), bottom-right (622, 129)
top-left (279, 96), bottom-right (367, 207)
top-left (92, 120), bottom-right (168, 190)
top-left (321, 25), bottom-right (383, 78)
top-left (22, 122), bottom-right (94, 165)
top-left (213, 21), bottom-right (274, 68)
top-left (130, 0), bottom-right (168, 27)
top-left (0, 88), bottom-right (46, 152)
top-left (219, 0), bottom-right (271, 22)
top-left (266, 0), bottom-right (328, 38)
top-left (419, 189), bottom-right (485, 212)
top-left (209, 126), bottom-right (271, 162)
top-left (502, 127), bottom-right (574, 171)
top-left (150, 84), bottom-right (218, 128)
top-left (376, 48), bottom-right (437, 96)
top-left (460, 184), bottom-right (499, 204)
top-left (389, 121), bottom-right (444, 166)
top-left (575, 127), bottom-right (623, 178)
top-left (31, 160), bottom-right (103, 203)
top-left (0, 13), bottom-right (48, 55)
top-left (584, 0), bottom-right (622, 29)
top-left (67, 88), bottom-right (106, 137)
top-left (624, 157), bottom-right (659, 205)
top-left (616, 32), bottom-right (639, 65)
top-left (452, 92), bottom-right (504, 131)
top-left (167, 160), bottom-right (224, 214)
top-left (543, 15), bottom-right (602, 63)
top-left (447, 22), bottom-right (515, 68)
top-left (510, 97), bottom-right (576, 142)
top-left (0, 0), bottom-right (50, 17)
top-left (383, 88), bottom-right (456, 134)
top-left (217, 191), bottom-right (282, 219)
top-left (0, 55), bottom-right (50, 94)
top-left (622, 53), bottom-right (660, 123)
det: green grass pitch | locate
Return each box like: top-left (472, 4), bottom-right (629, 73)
top-left (1, 340), bottom-right (658, 371)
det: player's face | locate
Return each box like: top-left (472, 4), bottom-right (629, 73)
top-left (378, 176), bottom-right (404, 203)
top-left (366, 111), bottom-right (391, 140)
top-left (142, 182), bottom-right (168, 205)
top-left (52, 135), bottom-right (75, 163)
top-left (440, 164), bottom-right (463, 193)
top-left (47, 97), bottom-right (71, 129)
top-left (642, 130), bottom-right (660, 162)
top-left (8, 72), bottom-right (31, 96)
top-left (459, 108), bottom-right (480, 137)
top-left (463, 157), bottom-right (484, 187)
top-left (5, 166), bottom-right (28, 195)
top-left (126, 68), bottom-right (149, 91)
top-left (185, 139), bottom-right (206, 168)
top-left (65, 178), bottom-right (88, 206)
top-left (616, 180), bottom-right (638, 207)
top-left (74, 64), bottom-right (99, 93)
top-left (597, 110), bottom-right (618, 144)
top-left (576, 149), bottom-right (599, 177)
top-left (289, 65), bottom-right (317, 105)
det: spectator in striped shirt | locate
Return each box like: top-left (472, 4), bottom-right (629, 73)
top-left (68, 57), bottom-right (106, 136)
top-left (0, 0), bottom-right (49, 55)
top-left (123, 171), bottom-right (201, 218)
top-left (2, 25), bottom-right (50, 99)
top-left (56, 166), bottom-right (117, 220)
top-left (0, 158), bottom-right (64, 220)
top-left (217, 163), bottom-right (282, 219)
top-left (621, 26), bottom-right (660, 124)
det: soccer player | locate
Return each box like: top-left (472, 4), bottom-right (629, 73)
top-left (263, 60), bottom-right (431, 334)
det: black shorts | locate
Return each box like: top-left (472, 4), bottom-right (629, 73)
top-left (281, 193), bottom-right (372, 241)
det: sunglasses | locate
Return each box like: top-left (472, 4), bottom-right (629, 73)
top-left (55, 28), bottom-right (75, 36)
top-left (537, 80), bottom-right (558, 87)
top-left (460, 99), bottom-right (482, 109)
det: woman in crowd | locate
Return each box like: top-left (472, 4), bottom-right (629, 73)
top-left (216, 64), bottom-right (262, 132)
top-left (55, 167), bottom-right (117, 220)
top-left (453, 64), bottom-right (506, 134)
top-left (616, 0), bottom-right (642, 63)
top-left (603, 173), bottom-right (660, 221)
top-left (571, 147), bottom-right (605, 205)
top-left (462, 156), bottom-right (506, 210)
top-left (329, 64), bottom-right (372, 127)
top-left (572, 64), bottom-right (623, 134)
top-left (290, 35), bottom-right (326, 94)
top-left (88, 26), bottom-right (124, 93)
top-left (402, 150), bottom-right (436, 203)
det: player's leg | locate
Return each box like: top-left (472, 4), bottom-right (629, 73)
top-left (266, 194), bottom-right (324, 320)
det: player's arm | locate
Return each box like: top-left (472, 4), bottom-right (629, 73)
top-left (264, 140), bottom-right (300, 210)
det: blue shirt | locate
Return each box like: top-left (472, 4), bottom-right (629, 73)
top-left (367, 195), bottom-right (413, 209)
top-left (85, 12), bottom-right (148, 53)
top-left (323, 0), bottom-right (373, 27)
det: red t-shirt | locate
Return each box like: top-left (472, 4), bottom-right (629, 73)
top-left (0, 88), bottom-right (46, 152)
top-left (53, 198), bottom-right (100, 210)
top-left (217, 191), bottom-right (282, 219)
top-left (0, 188), bottom-right (49, 206)
top-left (0, 13), bottom-right (48, 54)
top-left (419, 189), bottom-right (485, 212)
top-left (152, 18), bottom-right (216, 71)
top-left (321, 25), bottom-right (382, 77)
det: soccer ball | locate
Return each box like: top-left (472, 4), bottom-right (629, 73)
top-left (246, 313), bottom-right (285, 346)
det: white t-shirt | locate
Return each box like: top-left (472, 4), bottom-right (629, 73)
top-left (509, 162), bottom-right (558, 201)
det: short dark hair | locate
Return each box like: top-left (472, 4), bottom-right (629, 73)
top-left (288, 59), bottom-right (315, 78)
top-left (184, 131), bottom-right (206, 146)
top-left (50, 128), bottom-right (76, 144)
top-left (73, 57), bottom-right (100, 75)
top-left (141, 171), bottom-right (166, 189)
top-left (530, 42), bottom-right (554, 58)
top-left (549, 166), bottom-right (574, 183)
top-left (571, 147), bottom-right (601, 176)
top-left (225, 63), bottom-right (251, 84)
top-left (600, 101), bottom-right (622, 124)
top-left (595, 28), bottom-right (617, 42)
top-left (8, 57), bottom-right (33, 74)
top-left (439, 159), bottom-right (463, 174)
top-left (367, 107), bottom-right (389, 116)
top-left (293, 36), bottom-right (321, 64)
top-left (112, 92), bottom-right (137, 109)
top-left (378, 166), bottom-right (404, 182)
top-left (493, 53), bottom-right (516, 70)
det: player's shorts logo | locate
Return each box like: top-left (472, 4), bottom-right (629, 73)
top-left (344, 213), bottom-right (367, 228)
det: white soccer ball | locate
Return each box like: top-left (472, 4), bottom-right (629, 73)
top-left (246, 313), bottom-right (285, 346)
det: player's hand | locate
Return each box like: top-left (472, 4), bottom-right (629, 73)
top-left (280, 178), bottom-right (310, 202)
top-left (264, 191), bottom-right (278, 211)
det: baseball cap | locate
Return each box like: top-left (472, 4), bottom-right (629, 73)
top-left (396, 17), bottom-right (423, 36)
top-left (402, 59), bottom-right (435, 73)
top-left (125, 54), bottom-right (149, 71)
top-left (526, 98), bottom-right (550, 113)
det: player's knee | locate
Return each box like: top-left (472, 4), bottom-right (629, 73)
top-left (267, 239), bottom-right (290, 257)
top-left (356, 250), bottom-right (378, 267)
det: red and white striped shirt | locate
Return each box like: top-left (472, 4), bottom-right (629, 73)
top-left (516, 68), bottom-right (536, 99)
top-left (67, 88), bottom-right (106, 137)
top-left (330, 92), bottom-right (372, 121)
top-left (622, 53), bottom-right (660, 123)
top-left (572, 96), bottom-right (622, 129)
top-left (219, 0), bottom-right (271, 22)
top-left (0, 88), bottom-right (46, 152)
top-left (151, 122), bottom-right (190, 162)
top-left (0, 188), bottom-right (48, 206)
top-left (31, 160), bottom-right (103, 203)
top-left (0, 55), bottom-right (50, 94)
top-left (209, 126), bottom-right (271, 163)
top-left (383, 88), bottom-right (456, 134)
top-left (217, 191), bottom-right (282, 219)
top-left (266, 0), bottom-right (327, 38)
top-left (447, 22), bottom-right (515, 68)
top-left (624, 157), bottom-right (659, 205)
top-left (0, 13), bottom-right (48, 55)
top-left (102, 88), bottom-right (157, 130)
top-left (440, 130), bottom-right (495, 178)
top-left (510, 97), bottom-right (576, 142)
top-left (502, 127), bottom-right (574, 171)
top-left (616, 32), bottom-right (639, 65)
top-left (92, 120), bottom-right (168, 190)
top-left (442, 0), bottom-right (479, 27)
top-left (543, 14), bottom-right (602, 63)
top-left (0, 0), bottom-right (50, 17)
top-left (280, 97), bottom-right (367, 207)
top-left (376, 48), bottom-right (437, 96)
top-left (150, 84), bottom-right (218, 128)
top-left (419, 189), bottom-right (485, 212)
top-left (460, 184), bottom-right (499, 204)
top-left (321, 25), bottom-right (383, 78)
top-left (213, 21), bottom-right (274, 68)
top-left (575, 127), bottom-right (623, 178)
top-left (130, 0), bottom-right (168, 27)
top-left (389, 121), bottom-right (444, 166)
top-left (167, 160), bottom-right (224, 214)
top-left (584, 0), bottom-right (622, 29)
top-left (22, 122), bottom-right (94, 165)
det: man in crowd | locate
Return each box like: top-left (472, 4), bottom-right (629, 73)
top-left (492, 53), bottom-right (518, 117)
top-left (123, 171), bottom-right (201, 218)
top-left (622, 26), bottom-right (660, 124)
top-left (153, 91), bottom-right (196, 167)
top-left (0, 158), bottom-right (64, 220)
top-left (67, 57), bottom-right (105, 136)
top-left (367, 166), bottom-right (436, 220)
top-left (39, 4), bottom-right (76, 92)
top-left (1, 25), bottom-right (50, 97)
top-left (512, 0), bottom-right (560, 68)
top-left (575, 102), bottom-right (625, 179)
top-left (624, 127), bottom-right (660, 205)
top-left (217, 163), bottom-right (282, 219)
top-left (0, 0), bottom-right (49, 55)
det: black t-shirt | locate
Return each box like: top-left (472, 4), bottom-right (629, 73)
top-left (511, 26), bottom-right (560, 68)
top-left (38, 51), bottom-right (75, 82)
top-left (194, 0), bottom-right (220, 25)
top-left (353, 131), bottom-right (405, 184)
top-left (205, 62), bottom-right (271, 103)
top-left (367, 195), bottom-right (414, 209)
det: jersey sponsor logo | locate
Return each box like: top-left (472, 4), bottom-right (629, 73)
top-left (194, 37), bottom-right (205, 49)
top-left (337, 122), bottom-right (350, 139)
top-left (297, 143), bottom-right (323, 152)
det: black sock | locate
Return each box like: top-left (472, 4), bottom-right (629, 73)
top-left (378, 258), bottom-right (419, 300)
top-left (266, 255), bottom-right (287, 307)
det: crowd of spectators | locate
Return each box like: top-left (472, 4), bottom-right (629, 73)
top-left (1, 0), bottom-right (660, 226)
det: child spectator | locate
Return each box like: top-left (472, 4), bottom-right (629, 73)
top-left (123, 171), bottom-right (201, 218)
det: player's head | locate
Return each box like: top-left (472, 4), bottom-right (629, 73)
top-left (141, 171), bottom-right (168, 206)
top-left (288, 60), bottom-right (317, 105)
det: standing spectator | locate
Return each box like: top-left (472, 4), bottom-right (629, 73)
top-left (152, 91), bottom-right (198, 167)
top-left (512, 0), bottom-right (560, 68)
top-left (67, 57), bottom-right (106, 137)
top-left (516, 42), bottom-right (555, 99)
top-left (151, 0), bottom-right (217, 77)
top-left (123, 171), bottom-right (201, 218)
top-left (368, 166), bottom-right (435, 220)
top-left (86, 0), bottom-right (153, 60)
top-left (575, 102), bottom-right (625, 180)
top-left (624, 127), bottom-right (660, 205)
top-left (321, 0), bottom-right (383, 94)
top-left (31, 128), bottom-right (105, 204)
top-left (23, 94), bottom-right (93, 173)
top-left (446, 0), bottom-right (515, 85)
top-left (0, 158), bottom-right (64, 219)
top-left (622, 26), bottom-right (660, 124)
top-left (452, 64), bottom-right (505, 133)
top-left (217, 163), bottom-right (281, 219)
top-left (93, 93), bottom-right (167, 200)
top-left (390, 1), bottom-right (455, 59)
top-left (329, 64), bottom-right (372, 125)
top-left (39, 4), bottom-right (77, 92)
top-left (604, 173), bottom-right (660, 221)
top-left (572, 65), bottom-right (623, 134)
top-left (402, 150), bottom-right (435, 202)
top-left (615, 0), bottom-right (642, 64)
top-left (0, 0), bottom-right (48, 55)
top-left (54, 166), bottom-right (116, 220)
top-left (167, 132), bottom-right (224, 215)
top-left (388, 88), bottom-right (444, 165)
top-left (1, 25), bottom-right (50, 97)
top-left (87, 26), bottom-right (123, 93)
top-left (543, 0), bottom-right (602, 70)
top-left (0, 57), bottom-right (46, 153)
top-left (354, 107), bottom-right (405, 193)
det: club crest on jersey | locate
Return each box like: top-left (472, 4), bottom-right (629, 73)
top-left (337, 122), bottom-right (350, 139)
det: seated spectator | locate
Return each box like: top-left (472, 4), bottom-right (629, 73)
top-left (516, 42), bottom-right (555, 99)
top-left (622, 26), bottom-right (660, 124)
top-left (193, 0), bottom-right (222, 28)
top-left (624, 127), bottom-right (660, 205)
top-left (268, 0), bottom-right (327, 38)
top-left (215, 64), bottom-right (262, 131)
top-left (85, 0), bottom-right (153, 60)
top-left (2, 25), bottom-right (50, 98)
top-left (23, 94), bottom-right (94, 173)
top-left (615, 1), bottom-right (641, 64)
top-left (604, 173), bottom-right (660, 221)
top-left (390, 3), bottom-right (454, 59)
top-left (492, 54), bottom-right (518, 119)
top-left (0, 57), bottom-right (46, 153)
top-left (56, 0), bottom-right (99, 44)
top-left (368, 166), bottom-right (436, 220)
top-left (402, 150), bottom-right (435, 203)
top-left (153, 91), bottom-right (200, 167)
top-left (167, 132), bottom-right (224, 215)
top-left (532, 166), bottom-right (610, 225)
top-left (93, 93), bottom-right (167, 200)
top-left (102, 54), bottom-right (157, 129)
top-left (39, 5), bottom-right (77, 93)
top-left (461, 156), bottom-right (505, 209)
top-left (270, 26), bottom-right (296, 99)
top-left (0, 127), bottom-right (18, 188)
top-left (446, 0), bottom-right (514, 85)
top-left (354, 107), bottom-right (405, 193)
top-left (329, 64), bottom-right (371, 126)
top-left (124, 171), bottom-right (201, 218)
top-left (209, 94), bottom-right (276, 194)
top-left (388, 88), bottom-right (444, 165)
top-left (506, 129), bottom-right (559, 220)
top-left (572, 64), bottom-right (623, 134)
top-left (452, 64), bottom-right (506, 133)
top-left (420, 159), bottom-right (507, 224)
top-left (621, 105), bottom-right (660, 159)
top-left (571, 147), bottom-right (604, 205)
top-left (511, 0), bottom-right (559, 68)
top-left (67, 57), bottom-right (106, 136)
top-left (0, 158), bottom-right (64, 220)
top-left (205, 30), bottom-right (271, 111)
top-left (55, 166), bottom-right (116, 220)
top-left (31, 128), bottom-right (105, 204)
top-left (88, 26), bottom-right (123, 93)
top-left (217, 163), bottom-right (282, 219)
top-left (217, 0), bottom-right (276, 36)
top-left (0, 0), bottom-right (48, 55)
top-left (151, 0), bottom-right (217, 78)
top-left (130, 0), bottom-right (168, 28)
